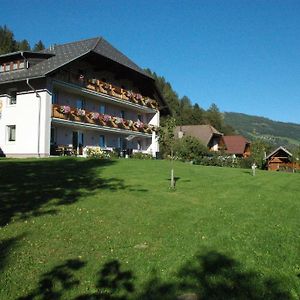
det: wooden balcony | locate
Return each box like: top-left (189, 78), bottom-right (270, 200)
top-left (54, 72), bottom-right (159, 111)
top-left (85, 79), bottom-right (158, 110)
top-left (52, 104), bottom-right (156, 134)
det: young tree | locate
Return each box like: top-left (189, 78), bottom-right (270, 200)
top-left (174, 135), bottom-right (208, 161)
top-left (159, 117), bottom-right (176, 188)
top-left (250, 139), bottom-right (272, 169)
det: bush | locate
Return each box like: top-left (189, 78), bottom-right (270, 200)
top-left (194, 154), bottom-right (239, 168)
top-left (174, 136), bottom-right (209, 162)
top-left (131, 152), bottom-right (153, 160)
top-left (238, 157), bottom-right (254, 169)
top-left (84, 147), bottom-right (110, 159)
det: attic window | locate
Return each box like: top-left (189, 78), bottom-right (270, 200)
top-left (0, 60), bottom-right (26, 73)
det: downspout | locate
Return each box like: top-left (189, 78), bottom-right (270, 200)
top-left (26, 78), bottom-right (41, 158)
top-left (21, 50), bottom-right (42, 158)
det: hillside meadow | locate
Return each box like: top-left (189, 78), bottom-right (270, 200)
top-left (0, 158), bottom-right (299, 299)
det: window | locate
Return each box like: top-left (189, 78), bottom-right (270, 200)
top-left (52, 91), bottom-right (59, 104)
top-left (7, 125), bottom-right (16, 142)
top-left (76, 98), bottom-right (85, 109)
top-left (118, 137), bottom-right (124, 149)
top-left (8, 90), bottom-right (17, 105)
top-left (99, 104), bottom-right (105, 114)
top-left (99, 135), bottom-right (106, 148)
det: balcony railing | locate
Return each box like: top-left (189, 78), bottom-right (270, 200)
top-left (52, 104), bottom-right (156, 134)
top-left (55, 70), bottom-right (160, 110)
top-left (84, 79), bottom-right (158, 110)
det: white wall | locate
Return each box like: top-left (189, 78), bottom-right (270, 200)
top-left (0, 90), bottom-right (52, 157)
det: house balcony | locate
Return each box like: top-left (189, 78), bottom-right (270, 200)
top-left (51, 104), bottom-right (156, 136)
top-left (52, 77), bottom-right (158, 113)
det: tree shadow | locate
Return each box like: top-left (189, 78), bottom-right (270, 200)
top-left (18, 259), bottom-right (86, 300)
top-left (76, 260), bottom-right (135, 300)
top-left (18, 250), bottom-right (295, 300)
top-left (176, 251), bottom-right (293, 300)
top-left (0, 158), bottom-right (134, 227)
top-left (0, 234), bottom-right (24, 272)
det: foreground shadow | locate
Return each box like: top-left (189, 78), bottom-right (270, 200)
top-left (0, 235), bottom-right (24, 272)
top-left (19, 259), bottom-right (86, 300)
top-left (0, 158), bottom-right (131, 227)
top-left (18, 251), bottom-right (295, 300)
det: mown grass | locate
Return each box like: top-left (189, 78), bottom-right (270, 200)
top-left (0, 158), bottom-right (299, 299)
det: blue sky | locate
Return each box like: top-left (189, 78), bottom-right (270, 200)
top-left (1, 0), bottom-right (300, 124)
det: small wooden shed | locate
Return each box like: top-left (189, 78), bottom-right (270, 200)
top-left (266, 146), bottom-right (294, 171)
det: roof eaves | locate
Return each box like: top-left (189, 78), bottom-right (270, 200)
top-left (44, 50), bottom-right (92, 76)
top-left (0, 75), bottom-right (46, 85)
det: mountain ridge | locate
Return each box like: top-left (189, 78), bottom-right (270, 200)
top-left (224, 112), bottom-right (300, 148)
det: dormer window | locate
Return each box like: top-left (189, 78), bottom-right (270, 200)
top-left (0, 60), bottom-right (27, 73)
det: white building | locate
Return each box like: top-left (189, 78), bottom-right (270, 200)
top-left (0, 37), bottom-right (169, 157)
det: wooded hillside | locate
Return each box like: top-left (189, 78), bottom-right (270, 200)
top-left (224, 112), bottom-right (300, 148)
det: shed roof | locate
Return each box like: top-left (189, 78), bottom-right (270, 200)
top-left (175, 125), bottom-right (223, 146)
top-left (266, 146), bottom-right (293, 160)
top-left (0, 37), bottom-right (152, 83)
top-left (222, 135), bottom-right (250, 155)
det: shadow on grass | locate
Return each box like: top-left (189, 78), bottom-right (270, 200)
top-left (0, 158), bottom-right (139, 227)
top-left (0, 234), bottom-right (25, 272)
top-left (18, 250), bottom-right (294, 300)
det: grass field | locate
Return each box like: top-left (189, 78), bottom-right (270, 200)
top-left (0, 158), bottom-right (299, 299)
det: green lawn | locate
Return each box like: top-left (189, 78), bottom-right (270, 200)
top-left (0, 158), bottom-right (299, 299)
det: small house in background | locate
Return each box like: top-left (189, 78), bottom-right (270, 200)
top-left (175, 125), bottom-right (223, 151)
top-left (266, 146), bottom-right (299, 171)
top-left (220, 135), bottom-right (251, 157)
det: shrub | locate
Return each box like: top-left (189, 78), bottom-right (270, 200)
top-left (85, 147), bottom-right (110, 159)
top-left (131, 152), bottom-right (153, 160)
top-left (174, 136), bottom-right (209, 162)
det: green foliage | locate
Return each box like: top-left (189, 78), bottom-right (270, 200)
top-left (145, 69), bottom-right (230, 133)
top-left (224, 112), bottom-right (300, 148)
top-left (158, 116), bottom-right (176, 158)
top-left (85, 146), bottom-right (110, 159)
top-left (205, 103), bottom-right (223, 130)
top-left (250, 139), bottom-right (272, 169)
top-left (174, 135), bottom-right (209, 161)
top-left (17, 39), bottom-right (31, 51)
top-left (0, 24), bottom-right (46, 54)
top-left (0, 25), bottom-right (17, 54)
top-left (33, 40), bottom-right (45, 51)
top-left (131, 152), bottom-right (153, 159)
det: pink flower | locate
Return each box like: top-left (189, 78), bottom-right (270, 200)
top-left (60, 105), bottom-right (71, 114)
top-left (103, 114), bottom-right (111, 122)
top-left (90, 112), bottom-right (100, 120)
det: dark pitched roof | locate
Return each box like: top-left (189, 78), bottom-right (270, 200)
top-left (175, 125), bottom-right (223, 146)
top-left (0, 51), bottom-right (54, 64)
top-left (0, 37), bottom-right (152, 83)
top-left (266, 146), bottom-right (293, 160)
top-left (222, 135), bottom-right (250, 155)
